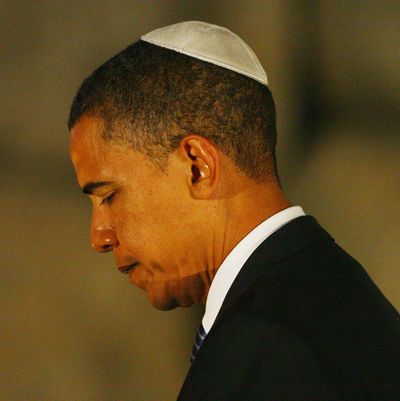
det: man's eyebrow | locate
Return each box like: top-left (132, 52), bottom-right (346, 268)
top-left (82, 181), bottom-right (114, 195)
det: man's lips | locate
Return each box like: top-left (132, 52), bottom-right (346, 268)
top-left (118, 263), bottom-right (139, 274)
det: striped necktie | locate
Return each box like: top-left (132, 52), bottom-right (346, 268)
top-left (190, 323), bottom-right (207, 363)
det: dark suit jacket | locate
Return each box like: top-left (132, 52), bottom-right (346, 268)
top-left (177, 216), bottom-right (400, 401)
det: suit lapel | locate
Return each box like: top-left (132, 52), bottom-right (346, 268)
top-left (213, 216), bottom-right (333, 327)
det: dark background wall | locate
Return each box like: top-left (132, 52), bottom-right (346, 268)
top-left (1, 1), bottom-right (399, 400)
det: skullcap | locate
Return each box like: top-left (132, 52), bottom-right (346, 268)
top-left (141, 21), bottom-right (268, 86)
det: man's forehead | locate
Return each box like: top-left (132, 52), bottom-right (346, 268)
top-left (70, 116), bottom-right (138, 160)
top-left (70, 117), bottom-right (109, 161)
top-left (70, 116), bottom-right (102, 145)
top-left (69, 116), bottom-right (159, 188)
top-left (69, 117), bottom-right (115, 186)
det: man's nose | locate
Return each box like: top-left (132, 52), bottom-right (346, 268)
top-left (90, 209), bottom-right (119, 253)
top-left (91, 227), bottom-right (119, 252)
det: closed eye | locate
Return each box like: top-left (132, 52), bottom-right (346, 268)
top-left (100, 192), bottom-right (116, 205)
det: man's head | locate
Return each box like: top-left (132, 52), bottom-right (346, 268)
top-left (69, 22), bottom-right (283, 310)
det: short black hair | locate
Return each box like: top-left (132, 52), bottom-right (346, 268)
top-left (68, 40), bottom-right (278, 181)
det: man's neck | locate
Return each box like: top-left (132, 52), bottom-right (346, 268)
top-left (208, 179), bottom-right (291, 287)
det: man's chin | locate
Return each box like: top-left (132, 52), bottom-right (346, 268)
top-left (146, 289), bottom-right (194, 311)
top-left (147, 291), bottom-right (180, 311)
top-left (145, 274), bottom-right (207, 310)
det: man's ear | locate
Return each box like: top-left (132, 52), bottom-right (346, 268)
top-left (178, 135), bottom-right (220, 199)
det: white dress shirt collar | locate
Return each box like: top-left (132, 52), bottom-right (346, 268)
top-left (202, 206), bottom-right (305, 334)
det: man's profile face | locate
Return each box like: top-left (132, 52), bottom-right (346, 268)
top-left (70, 116), bottom-right (211, 310)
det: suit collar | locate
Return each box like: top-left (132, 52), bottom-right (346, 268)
top-left (202, 206), bottom-right (305, 333)
top-left (213, 216), bottom-right (333, 327)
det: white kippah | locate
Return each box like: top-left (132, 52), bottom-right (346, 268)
top-left (141, 21), bottom-right (268, 86)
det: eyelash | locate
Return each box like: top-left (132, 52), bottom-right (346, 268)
top-left (101, 192), bottom-right (116, 205)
